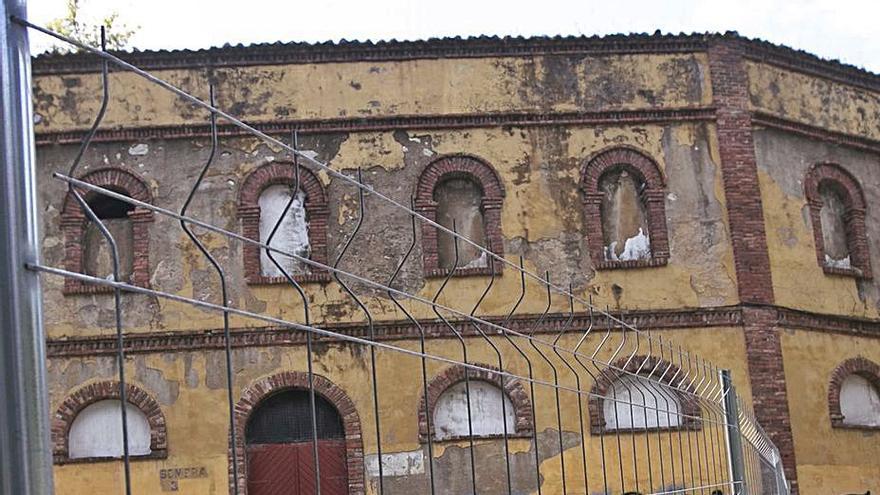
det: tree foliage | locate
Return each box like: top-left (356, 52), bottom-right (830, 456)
top-left (46, 0), bottom-right (138, 52)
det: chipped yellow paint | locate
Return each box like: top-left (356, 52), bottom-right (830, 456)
top-left (758, 168), bottom-right (879, 318)
top-left (34, 53), bottom-right (709, 134)
top-left (747, 61), bottom-right (880, 142)
top-left (780, 330), bottom-right (880, 495)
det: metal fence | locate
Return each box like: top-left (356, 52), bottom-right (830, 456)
top-left (2, 4), bottom-right (789, 494)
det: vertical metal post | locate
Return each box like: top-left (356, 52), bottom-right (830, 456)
top-left (0, 2), bottom-right (54, 494)
top-left (722, 370), bottom-right (746, 495)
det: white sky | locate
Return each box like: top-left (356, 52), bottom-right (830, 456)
top-left (25, 0), bottom-right (880, 74)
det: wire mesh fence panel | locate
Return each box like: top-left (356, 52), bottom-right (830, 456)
top-left (10, 15), bottom-right (791, 495)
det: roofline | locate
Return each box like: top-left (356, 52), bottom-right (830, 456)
top-left (31, 32), bottom-right (880, 93)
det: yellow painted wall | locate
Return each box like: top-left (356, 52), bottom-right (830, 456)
top-left (780, 330), bottom-right (880, 495)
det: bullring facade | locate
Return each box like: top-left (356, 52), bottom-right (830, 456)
top-left (32, 32), bottom-right (880, 494)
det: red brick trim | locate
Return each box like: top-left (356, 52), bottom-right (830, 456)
top-left (804, 163), bottom-right (872, 279)
top-left (417, 363), bottom-right (533, 442)
top-left (710, 38), bottom-right (797, 493)
top-left (45, 306), bottom-right (745, 358)
top-left (828, 357), bottom-right (880, 430)
top-left (237, 162), bottom-right (331, 284)
top-left (580, 146), bottom-right (669, 269)
top-left (232, 371), bottom-right (364, 495)
top-left (51, 380), bottom-right (168, 464)
top-left (414, 154), bottom-right (505, 277)
top-left (60, 167), bottom-right (154, 295)
top-left (588, 355), bottom-right (701, 434)
top-left (752, 112), bottom-right (880, 155)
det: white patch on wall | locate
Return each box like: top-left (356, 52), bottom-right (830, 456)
top-left (461, 251), bottom-right (488, 269)
top-left (69, 400), bottom-right (151, 459)
top-left (603, 375), bottom-right (681, 430)
top-left (259, 185), bottom-right (310, 277)
top-left (365, 449), bottom-right (425, 477)
top-left (128, 143), bottom-right (149, 156)
top-left (606, 228), bottom-right (651, 262)
top-left (840, 374), bottom-right (880, 427)
top-left (825, 254), bottom-right (852, 270)
top-left (433, 381), bottom-right (515, 440)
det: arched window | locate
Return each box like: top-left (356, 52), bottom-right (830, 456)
top-left (590, 356), bottom-right (700, 434)
top-left (602, 375), bottom-right (681, 431)
top-left (805, 163), bottom-right (872, 279)
top-left (581, 147), bottom-right (669, 269)
top-left (257, 185), bottom-right (310, 278)
top-left (419, 364), bottom-right (533, 442)
top-left (69, 400), bottom-right (151, 459)
top-left (829, 358), bottom-right (880, 430)
top-left (433, 380), bottom-right (515, 440)
top-left (415, 155), bottom-right (505, 277)
top-left (238, 163), bottom-right (330, 284)
top-left (60, 168), bottom-right (154, 294)
top-left (52, 381), bottom-right (167, 464)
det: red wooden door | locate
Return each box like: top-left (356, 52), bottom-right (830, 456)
top-left (247, 439), bottom-right (347, 495)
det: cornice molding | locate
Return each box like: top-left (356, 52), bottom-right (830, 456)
top-left (44, 304), bottom-right (880, 358)
top-left (32, 34), bottom-right (710, 75)
top-left (46, 306), bottom-right (743, 358)
top-left (34, 108), bottom-right (716, 146)
top-left (752, 112), bottom-right (880, 155)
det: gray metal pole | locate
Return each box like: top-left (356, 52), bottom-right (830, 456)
top-left (722, 369), bottom-right (747, 495)
top-left (0, 1), bottom-right (54, 494)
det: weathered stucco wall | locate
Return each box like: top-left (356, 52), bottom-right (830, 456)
top-left (780, 329), bottom-right (880, 495)
top-left (48, 327), bottom-right (751, 495)
top-left (37, 121), bottom-right (735, 339)
top-left (747, 61), bottom-right (880, 142)
top-left (33, 53), bottom-right (710, 133)
top-left (753, 128), bottom-right (880, 317)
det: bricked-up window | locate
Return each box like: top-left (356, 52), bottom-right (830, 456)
top-left (590, 356), bottom-right (700, 434)
top-left (805, 163), bottom-right (872, 279)
top-left (829, 358), bottom-right (880, 430)
top-left (434, 177), bottom-right (488, 270)
top-left (69, 400), bottom-right (151, 459)
top-left (258, 185), bottom-right (310, 277)
top-left (433, 381), bottom-right (515, 440)
top-left (52, 381), bottom-right (168, 464)
top-left (581, 147), bottom-right (668, 270)
top-left (238, 163), bottom-right (331, 284)
top-left (602, 375), bottom-right (681, 430)
top-left (60, 168), bottom-right (154, 295)
top-left (599, 168), bottom-right (651, 262)
top-left (419, 364), bottom-right (533, 442)
top-left (415, 155), bottom-right (505, 278)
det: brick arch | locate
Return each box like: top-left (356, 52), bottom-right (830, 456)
top-left (237, 162), bottom-right (330, 284)
top-left (418, 363), bottom-right (533, 442)
top-left (231, 371), bottom-right (364, 495)
top-left (51, 380), bottom-right (168, 464)
top-left (804, 162), bottom-right (872, 279)
top-left (60, 167), bottom-right (154, 294)
top-left (580, 146), bottom-right (669, 270)
top-left (828, 357), bottom-right (880, 429)
top-left (588, 355), bottom-right (701, 434)
top-left (414, 154), bottom-right (505, 277)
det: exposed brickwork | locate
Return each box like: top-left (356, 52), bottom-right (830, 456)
top-left (804, 162), bottom-right (872, 279)
top-left (827, 357), bottom-right (880, 430)
top-left (580, 146), bottom-right (669, 269)
top-left (237, 162), bottom-right (331, 284)
top-left (51, 380), bottom-right (167, 464)
top-left (414, 154), bottom-right (505, 277)
top-left (588, 355), bottom-right (701, 434)
top-left (708, 39), bottom-right (798, 494)
top-left (232, 371), bottom-right (364, 495)
top-left (60, 167), bottom-right (154, 295)
top-left (417, 363), bottom-right (533, 442)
